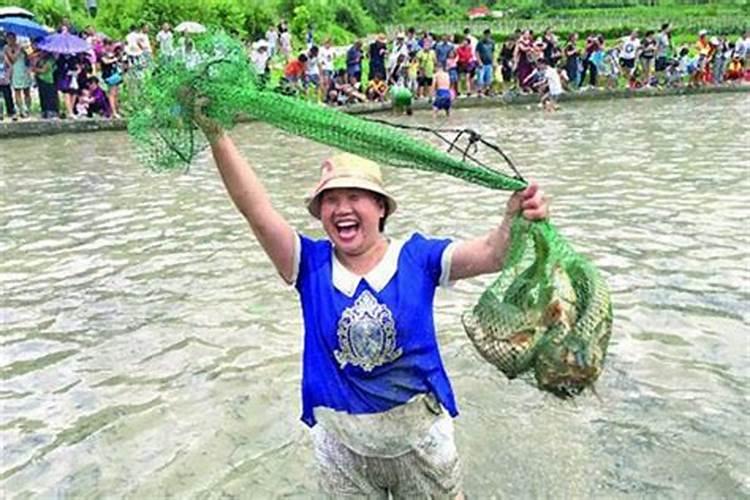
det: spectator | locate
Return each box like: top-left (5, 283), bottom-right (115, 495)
top-left (620, 31), bottom-right (640, 87)
top-left (346, 40), bottom-right (363, 87)
top-left (499, 36), bottom-right (516, 89)
top-left (369, 34), bottom-right (387, 82)
top-left (84, 76), bottom-right (111, 118)
top-left (433, 33), bottom-right (454, 70)
top-left (4, 33), bottom-right (32, 118)
top-left (456, 37), bottom-right (476, 95)
top-left (86, 0), bottom-right (98, 18)
top-left (0, 38), bottom-right (16, 121)
top-left (655, 23), bottom-right (673, 79)
top-left (279, 26), bottom-right (292, 61)
top-left (366, 75), bottom-right (388, 102)
top-left (156, 23), bottom-right (174, 60)
top-left (100, 39), bottom-right (124, 118)
top-left (564, 33), bottom-right (580, 88)
top-left (32, 50), bottom-right (59, 119)
top-left (476, 29), bottom-right (495, 96)
top-left (515, 30), bottom-right (534, 92)
top-left (266, 24), bottom-right (278, 57)
top-left (319, 38), bottom-right (335, 95)
top-left (640, 31), bottom-right (657, 86)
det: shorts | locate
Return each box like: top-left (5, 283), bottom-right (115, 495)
top-left (418, 75), bottom-right (433, 87)
top-left (448, 68), bottom-right (458, 83)
top-left (620, 58), bottom-right (635, 70)
top-left (306, 73), bottom-right (320, 87)
top-left (655, 56), bottom-right (668, 72)
top-left (433, 88), bottom-right (452, 111)
top-left (457, 61), bottom-right (476, 75)
top-left (311, 413), bottom-right (462, 498)
top-left (477, 64), bottom-right (494, 87)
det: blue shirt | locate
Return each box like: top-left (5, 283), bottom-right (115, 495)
top-left (434, 41), bottom-right (454, 67)
top-left (294, 233), bottom-right (458, 427)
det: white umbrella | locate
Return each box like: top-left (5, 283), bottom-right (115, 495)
top-left (175, 21), bottom-right (206, 34)
top-left (0, 6), bottom-right (34, 19)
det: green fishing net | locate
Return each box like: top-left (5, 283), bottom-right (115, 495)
top-left (128, 32), bottom-right (613, 397)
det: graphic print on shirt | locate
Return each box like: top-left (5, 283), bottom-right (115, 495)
top-left (334, 290), bottom-right (403, 372)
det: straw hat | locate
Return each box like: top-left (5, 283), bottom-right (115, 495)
top-left (305, 153), bottom-right (397, 219)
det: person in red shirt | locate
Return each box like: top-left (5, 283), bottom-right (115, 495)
top-left (456, 37), bottom-right (476, 95)
top-left (283, 53), bottom-right (308, 94)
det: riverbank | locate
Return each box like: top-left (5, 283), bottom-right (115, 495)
top-left (1, 84), bottom-right (747, 139)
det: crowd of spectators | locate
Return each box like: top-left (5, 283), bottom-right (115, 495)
top-left (2, 17), bottom-right (749, 122)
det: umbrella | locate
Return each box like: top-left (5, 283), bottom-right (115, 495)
top-left (175, 21), bottom-right (206, 34)
top-left (0, 16), bottom-right (47, 39)
top-left (37, 32), bottom-right (91, 54)
top-left (0, 6), bottom-right (34, 19)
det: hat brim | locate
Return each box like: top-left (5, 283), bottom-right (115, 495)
top-left (305, 177), bottom-right (397, 219)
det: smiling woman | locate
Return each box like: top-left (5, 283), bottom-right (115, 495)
top-left (198, 104), bottom-right (549, 496)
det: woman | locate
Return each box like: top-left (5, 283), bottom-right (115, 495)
top-left (191, 106), bottom-right (550, 497)
top-left (564, 32), bottom-right (580, 89)
top-left (100, 40), bottom-right (124, 118)
top-left (456, 37), bottom-right (476, 95)
top-left (514, 30), bottom-right (534, 92)
top-left (499, 36), bottom-right (516, 89)
top-left (640, 31), bottom-right (657, 86)
top-left (4, 33), bottom-right (32, 118)
top-left (32, 50), bottom-right (59, 119)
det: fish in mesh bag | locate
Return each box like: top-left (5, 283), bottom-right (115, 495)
top-left (462, 217), bottom-right (613, 397)
top-left (127, 32), bottom-right (613, 397)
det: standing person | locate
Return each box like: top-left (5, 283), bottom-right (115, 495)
top-left (563, 33), bottom-right (580, 89)
top-left (319, 39), bottom-right (336, 96)
top-left (433, 34), bottom-right (454, 72)
top-left (456, 37), bottom-right (476, 96)
top-left (463, 27), bottom-right (477, 54)
top-left (3, 34), bottom-right (31, 118)
top-left (538, 59), bottom-right (566, 112)
top-left (655, 23), bottom-right (672, 82)
top-left (543, 29), bottom-right (561, 66)
top-left (499, 35), bottom-right (516, 90)
top-left (138, 24), bottom-right (153, 67)
top-left (306, 24), bottom-right (315, 50)
top-left (156, 23), bottom-right (174, 60)
top-left (305, 45), bottom-right (322, 99)
top-left (405, 27), bottom-right (421, 54)
top-left (189, 102), bottom-right (549, 499)
top-left (475, 29), bottom-right (495, 96)
top-left (368, 34), bottom-right (388, 82)
top-left (415, 42), bottom-right (436, 99)
top-left (279, 27), bottom-right (292, 61)
top-left (0, 40), bottom-right (16, 121)
top-left (250, 40), bottom-right (271, 85)
top-left (100, 40), bottom-right (123, 118)
top-left (86, 0), bottom-right (97, 18)
top-left (579, 35), bottom-right (601, 88)
top-left (639, 31), bottom-right (657, 86)
top-left (346, 40), bottom-right (363, 89)
top-left (515, 30), bottom-right (534, 92)
top-left (620, 31), bottom-right (641, 88)
top-left (265, 25), bottom-right (278, 57)
top-left (32, 50), bottom-right (59, 119)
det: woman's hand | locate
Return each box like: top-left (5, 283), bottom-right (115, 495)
top-left (505, 182), bottom-right (550, 221)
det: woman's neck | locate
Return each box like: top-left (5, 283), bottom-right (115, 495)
top-left (335, 236), bottom-right (389, 276)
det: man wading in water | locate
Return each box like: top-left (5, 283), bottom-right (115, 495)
top-left (197, 110), bottom-right (549, 497)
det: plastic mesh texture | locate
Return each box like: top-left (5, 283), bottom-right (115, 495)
top-left (128, 33), bottom-right (613, 397)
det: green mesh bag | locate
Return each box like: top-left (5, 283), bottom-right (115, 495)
top-left (128, 33), bottom-right (613, 397)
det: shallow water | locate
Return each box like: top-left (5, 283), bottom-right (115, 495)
top-left (1, 94), bottom-right (749, 498)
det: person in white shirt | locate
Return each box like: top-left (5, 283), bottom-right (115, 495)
top-left (536, 59), bottom-right (567, 112)
top-left (156, 23), bottom-right (174, 59)
top-left (266, 25), bottom-right (279, 57)
top-left (251, 40), bottom-right (270, 79)
top-left (619, 31), bottom-right (641, 81)
top-left (279, 29), bottom-right (292, 61)
top-left (138, 24), bottom-right (153, 62)
top-left (319, 39), bottom-right (336, 92)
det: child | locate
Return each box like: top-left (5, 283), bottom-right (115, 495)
top-left (406, 53), bottom-right (419, 96)
top-left (75, 87), bottom-right (94, 118)
top-left (432, 66), bottom-right (452, 118)
top-left (446, 49), bottom-right (459, 95)
top-left (602, 48), bottom-right (621, 89)
top-left (366, 75), bottom-right (388, 102)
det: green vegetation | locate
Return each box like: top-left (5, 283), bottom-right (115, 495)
top-left (1, 0), bottom-right (746, 44)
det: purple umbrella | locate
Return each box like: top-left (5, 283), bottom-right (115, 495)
top-left (37, 32), bottom-right (90, 54)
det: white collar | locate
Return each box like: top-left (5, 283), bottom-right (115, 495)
top-left (332, 238), bottom-right (405, 298)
